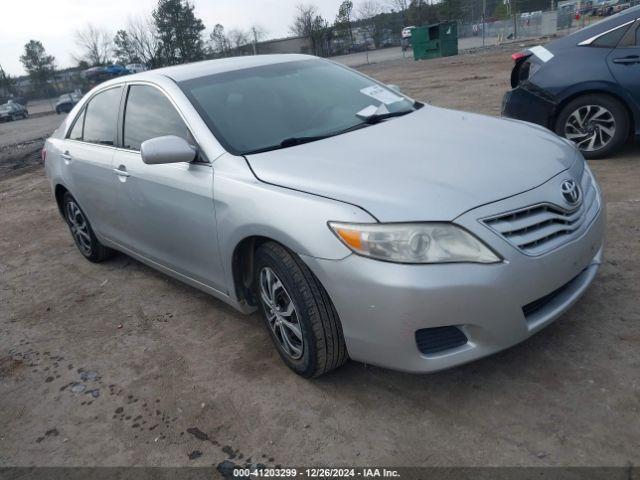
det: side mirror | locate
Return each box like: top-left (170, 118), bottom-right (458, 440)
top-left (140, 135), bottom-right (197, 165)
top-left (387, 84), bottom-right (401, 93)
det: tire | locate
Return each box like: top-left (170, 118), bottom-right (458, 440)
top-left (555, 93), bottom-right (629, 159)
top-left (56, 108), bottom-right (61, 115)
top-left (254, 242), bottom-right (348, 377)
top-left (62, 192), bottom-right (114, 263)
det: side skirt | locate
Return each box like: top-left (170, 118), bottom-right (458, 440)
top-left (99, 236), bottom-right (256, 315)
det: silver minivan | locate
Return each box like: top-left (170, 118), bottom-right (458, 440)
top-left (44, 55), bottom-right (605, 377)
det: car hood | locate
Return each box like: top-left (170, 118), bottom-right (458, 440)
top-left (245, 106), bottom-right (578, 222)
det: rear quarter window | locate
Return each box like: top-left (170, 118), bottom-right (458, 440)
top-left (68, 109), bottom-right (85, 141)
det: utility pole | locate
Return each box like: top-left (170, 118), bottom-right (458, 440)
top-left (513, 0), bottom-right (517, 39)
top-left (482, 0), bottom-right (486, 47)
top-left (252, 27), bottom-right (258, 55)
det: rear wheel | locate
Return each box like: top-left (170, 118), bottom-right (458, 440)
top-left (555, 94), bottom-right (629, 159)
top-left (254, 242), bottom-right (348, 377)
top-left (62, 192), bottom-right (113, 263)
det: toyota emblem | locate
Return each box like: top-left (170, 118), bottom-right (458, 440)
top-left (561, 179), bottom-right (581, 206)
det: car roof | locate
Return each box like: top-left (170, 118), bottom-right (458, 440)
top-left (83, 54), bottom-right (321, 94)
top-left (142, 54), bottom-right (315, 82)
top-left (552, 4), bottom-right (640, 48)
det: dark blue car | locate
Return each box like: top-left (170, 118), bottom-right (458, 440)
top-left (503, 6), bottom-right (640, 158)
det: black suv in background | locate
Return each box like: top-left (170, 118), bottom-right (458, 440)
top-left (503, 6), bottom-right (640, 158)
top-left (0, 102), bottom-right (29, 122)
top-left (55, 93), bottom-right (82, 114)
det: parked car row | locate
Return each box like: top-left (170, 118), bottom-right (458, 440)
top-left (0, 102), bottom-right (29, 122)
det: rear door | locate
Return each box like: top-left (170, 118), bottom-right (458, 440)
top-left (63, 86), bottom-right (123, 239)
top-left (110, 83), bottom-right (226, 291)
top-left (607, 19), bottom-right (640, 111)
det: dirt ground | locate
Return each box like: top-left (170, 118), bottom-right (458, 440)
top-left (1, 45), bottom-right (640, 470)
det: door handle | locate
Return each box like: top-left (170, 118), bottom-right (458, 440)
top-left (113, 168), bottom-right (130, 178)
top-left (612, 55), bottom-right (640, 64)
top-left (60, 152), bottom-right (72, 164)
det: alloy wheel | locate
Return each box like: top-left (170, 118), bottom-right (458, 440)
top-left (258, 266), bottom-right (304, 359)
top-left (564, 104), bottom-right (616, 152)
top-left (65, 201), bottom-right (92, 256)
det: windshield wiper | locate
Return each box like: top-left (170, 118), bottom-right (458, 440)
top-left (359, 109), bottom-right (415, 125)
top-left (279, 135), bottom-right (332, 148)
top-left (356, 101), bottom-right (419, 125)
top-left (242, 123), bottom-right (371, 155)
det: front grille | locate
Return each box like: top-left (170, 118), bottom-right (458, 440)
top-left (415, 326), bottom-right (468, 355)
top-left (482, 170), bottom-right (599, 256)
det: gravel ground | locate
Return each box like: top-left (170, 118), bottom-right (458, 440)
top-left (1, 45), bottom-right (639, 469)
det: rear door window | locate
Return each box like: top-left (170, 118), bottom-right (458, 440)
top-left (68, 109), bottom-right (85, 141)
top-left (591, 22), bottom-right (633, 47)
top-left (82, 86), bottom-right (122, 146)
top-left (619, 20), bottom-right (640, 47)
top-left (123, 85), bottom-right (190, 151)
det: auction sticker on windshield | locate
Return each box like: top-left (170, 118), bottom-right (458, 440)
top-left (360, 85), bottom-right (403, 105)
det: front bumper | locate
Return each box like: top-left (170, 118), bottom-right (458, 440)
top-left (301, 178), bottom-right (605, 373)
top-left (502, 83), bottom-right (557, 129)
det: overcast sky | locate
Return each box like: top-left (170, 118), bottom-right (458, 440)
top-left (0, 0), bottom-right (345, 76)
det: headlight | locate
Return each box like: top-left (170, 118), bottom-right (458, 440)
top-left (329, 222), bottom-right (501, 264)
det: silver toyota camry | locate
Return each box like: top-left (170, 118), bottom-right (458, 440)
top-left (44, 54), bottom-right (605, 377)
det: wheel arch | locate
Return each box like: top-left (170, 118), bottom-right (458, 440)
top-left (54, 184), bottom-right (70, 219)
top-left (231, 235), bottom-right (292, 308)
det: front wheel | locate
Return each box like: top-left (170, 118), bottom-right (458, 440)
top-left (254, 242), bottom-right (348, 377)
top-left (555, 94), bottom-right (629, 159)
top-left (62, 192), bottom-right (114, 263)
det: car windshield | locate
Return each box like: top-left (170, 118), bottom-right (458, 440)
top-left (179, 59), bottom-right (417, 155)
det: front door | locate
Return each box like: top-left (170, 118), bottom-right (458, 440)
top-left (110, 84), bottom-right (226, 292)
top-left (607, 20), bottom-right (640, 114)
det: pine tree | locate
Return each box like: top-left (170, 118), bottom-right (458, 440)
top-left (153, 0), bottom-right (205, 65)
top-left (19, 40), bottom-right (56, 96)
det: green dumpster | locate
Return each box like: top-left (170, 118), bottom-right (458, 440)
top-left (412, 21), bottom-right (458, 61)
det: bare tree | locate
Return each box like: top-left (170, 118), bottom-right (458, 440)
top-left (290, 4), bottom-right (318, 37)
top-left (249, 25), bottom-right (267, 44)
top-left (290, 4), bottom-right (330, 55)
top-left (127, 16), bottom-right (163, 68)
top-left (356, 0), bottom-right (385, 47)
top-left (357, 0), bottom-right (385, 20)
top-left (74, 24), bottom-right (112, 66)
top-left (208, 24), bottom-right (231, 56)
top-left (388, 0), bottom-right (409, 12)
top-left (228, 29), bottom-right (250, 49)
